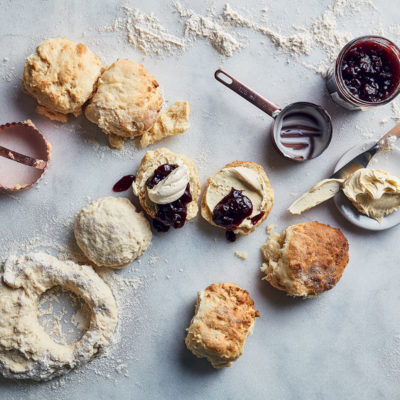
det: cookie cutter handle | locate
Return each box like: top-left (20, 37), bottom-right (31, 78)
top-left (214, 69), bottom-right (281, 118)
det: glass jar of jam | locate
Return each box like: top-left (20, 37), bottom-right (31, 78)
top-left (326, 36), bottom-right (400, 111)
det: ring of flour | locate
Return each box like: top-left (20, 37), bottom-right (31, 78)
top-left (0, 253), bottom-right (118, 381)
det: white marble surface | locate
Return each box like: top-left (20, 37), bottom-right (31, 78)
top-left (0, 0), bottom-right (400, 399)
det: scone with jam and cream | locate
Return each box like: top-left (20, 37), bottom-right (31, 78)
top-left (201, 161), bottom-right (274, 241)
top-left (132, 148), bottom-right (200, 232)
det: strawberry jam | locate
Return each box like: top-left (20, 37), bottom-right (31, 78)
top-left (146, 163), bottom-right (192, 231)
top-left (341, 40), bottom-right (400, 103)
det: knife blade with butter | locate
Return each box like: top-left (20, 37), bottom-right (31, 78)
top-left (288, 122), bottom-right (400, 215)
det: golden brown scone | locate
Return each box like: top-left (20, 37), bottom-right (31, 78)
top-left (85, 59), bottom-right (162, 147)
top-left (261, 222), bottom-right (349, 298)
top-left (185, 283), bottom-right (260, 368)
top-left (139, 100), bottom-right (190, 148)
top-left (201, 161), bottom-right (274, 236)
top-left (22, 38), bottom-right (101, 118)
top-left (132, 147), bottom-right (200, 223)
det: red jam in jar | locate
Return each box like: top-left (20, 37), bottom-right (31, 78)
top-left (326, 36), bottom-right (400, 110)
top-left (341, 41), bottom-right (400, 103)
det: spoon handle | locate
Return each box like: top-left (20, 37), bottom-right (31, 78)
top-left (214, 69), bottom-right (280, 117)
top-left (378, 121), bottom-right (400, 147)
top-left (0, 145), bottom-right (46, 169)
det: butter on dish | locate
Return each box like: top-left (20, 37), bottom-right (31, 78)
top-left (342, 168), bottom-right (400, 222)
top-left (289, 168), bottom-right (400, 223)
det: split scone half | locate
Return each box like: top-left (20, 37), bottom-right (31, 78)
top-left (185, 283), bottom-right (260, 368)
top-left (74, 197), bottom-right (152, 268)
top-left (201, 161), bottom-right (274, 238)
top-left (22, 37), bottom-right (102, 122)
top-left (261, 222), bottom-right (349, 298)
top-left (85, 58), bottom-right (162, 148)
top-left (132, 148), bottom-right (200, 231)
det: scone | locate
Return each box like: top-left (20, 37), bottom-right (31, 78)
top-left (132, 148), bottom-right (200, 231)
top-left (201, 161), bottom-right (274, 240)
top-left (139, 100), bottom-right (190, 148)
top-left (185, 283), bottom-right (260, 368)
top-left (22, 38), bottom-right (101, 120)
top-left (84, 59), bottom-right (162, 147)
top-left (261, 222), bottom-right (349, 298)
top-left (74, 197), bottom-right (152, 268)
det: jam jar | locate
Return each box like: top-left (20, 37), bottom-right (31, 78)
top-left (326, 36), bottom-right (400, 111)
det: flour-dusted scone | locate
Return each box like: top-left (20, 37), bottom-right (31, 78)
top-left (139, 100), bottom-right (190, 148)
top-left (201, 161), bottom-right (274, 240)
top-left (261, 222), bottom-right (349, 298)
top-left (185, 283), bottom-right (260, 368)
top-left (74, 197), bottom-right (152, 268)
top-left (22, 38), bottom-right (101, 120)
top-left (85, 59), bottom-right (162, 148)
top-left (132, 148), bottom-right (200, 231)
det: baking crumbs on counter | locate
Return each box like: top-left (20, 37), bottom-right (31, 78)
top-left (234, 251), bottom-right (248, 260)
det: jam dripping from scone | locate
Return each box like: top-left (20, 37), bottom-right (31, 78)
top-left (212, 188), bottom-right (253, 241)
top-left (250, 211), bottom-right (265, 225)
top-left (113, 175), bottom-right (136, 192)
top-left (225, 231), bottom-right (237, 242)
top-left (146, 163), bottom-right (192, 232)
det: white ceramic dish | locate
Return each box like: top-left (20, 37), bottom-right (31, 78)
top-left (333, 140), bottom-right (400, 230)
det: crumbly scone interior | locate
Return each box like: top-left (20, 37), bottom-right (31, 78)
top-left (186, 291), bottom-right (236, 368)
top-left (261, 227), bottom-right (296, 294)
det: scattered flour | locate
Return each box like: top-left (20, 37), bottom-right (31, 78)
top-left (123, 6), bottom-right (185, 55)
top-left (391, 101), bottom-right (400, 122)
top-left (101, 0), bottom-right (377, 68)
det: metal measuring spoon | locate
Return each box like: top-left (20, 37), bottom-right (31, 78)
top-left (215, 69), bottom-right (333, 161)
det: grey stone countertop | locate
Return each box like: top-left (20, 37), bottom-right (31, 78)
top-left (0, 0), bottom-right (399, 399)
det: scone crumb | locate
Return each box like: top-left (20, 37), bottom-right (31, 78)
top-left (266, 224), bottom-right (276, 235)
top-left (235, 251), bottom-right (248, 260)
top-left (108, 134), bottom-right (125, 149)
top-left (36, 106), bottom-right (68, 123)
top-left (140, 100), bottom-right (190, 148)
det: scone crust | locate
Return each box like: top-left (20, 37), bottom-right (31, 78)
top-left (201, 161), bottom-right (274, 236)
top-left (262, 222), bottom-right (349, 297)
top-left (185, 283), bottom-right (260, 368)
top-left (84, 59), bottom-right (162, 138)
top-left (74, 197), bottom-right (152, 268)
top-left (22, 37), bottom-right (101, 116)
top-left (134, 148), bottom-right (200, 221)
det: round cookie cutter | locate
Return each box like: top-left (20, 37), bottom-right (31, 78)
top-left (0, 121), bottom-right (51, 192)
top-left (215, 70), bottom-right (333, 161)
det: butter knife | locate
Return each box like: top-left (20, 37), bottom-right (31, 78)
top-left (289, 122), bottom-right (400, 214)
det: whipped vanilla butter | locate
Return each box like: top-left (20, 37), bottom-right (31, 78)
top-left (147, 165), bottom-right (189, 204)
top-left (205, 166), bottom-right (267, 231)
